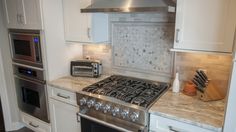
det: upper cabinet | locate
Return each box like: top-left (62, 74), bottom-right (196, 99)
top-left (62, 0), bottom-right (109, 43)
top-left (174, 0), bottom-right (236, 53)
top-left (3, 0), bottom-right (42, 29)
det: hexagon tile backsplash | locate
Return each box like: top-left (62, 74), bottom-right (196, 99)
top-left (112, 22), bottom-right (175, 77)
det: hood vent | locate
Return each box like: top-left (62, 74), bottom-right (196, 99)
top-left (81, 0), bottom-right (176, 13)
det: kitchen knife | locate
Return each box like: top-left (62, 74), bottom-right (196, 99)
top-left (194, 75), bottom-right (206, 88)
top-left (196, 70), bottom-right (207, 82)
top-left (192, 79), bottom-right (204, 93)
top-left (193, 77), bottom-right (205, 89)
top-left (199, 69), bottom-right (208, 81)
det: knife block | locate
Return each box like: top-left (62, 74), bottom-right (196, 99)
top-left (196, 80), bottom-right (225, 102)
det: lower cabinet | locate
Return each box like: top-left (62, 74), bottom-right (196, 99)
top-left (21, 112), bottom-right (51, 132)
top-left (149, 114), bottom-right (213, 132)
top-left (49, 98), bottom-right (81, 132)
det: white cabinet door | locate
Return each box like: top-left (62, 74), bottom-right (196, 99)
top-left (174, 0), bottom-right (236, 53)
top-left (150, 114), bottom-right (213, 132)
top-left (49, 98), bottom-right (81, 132)
top-left (63, 0), bottom-right (108, 43)
top-left (3, 0), bottom-right (24, 28)
top-left (22, 0), bottom-right (42, 29)
top-left (3, 0), bottom-right (42, 29)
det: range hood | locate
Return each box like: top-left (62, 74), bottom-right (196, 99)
top-left (81, 0), bottom-right (176, 13)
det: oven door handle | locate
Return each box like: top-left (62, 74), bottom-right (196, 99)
top-left (78, 113), bottom-right (144, 132)
top-left (14, 75), bottom-right (45, 85)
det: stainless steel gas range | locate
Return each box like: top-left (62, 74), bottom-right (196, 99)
top-left (77, 75), bottom-right (169, 132)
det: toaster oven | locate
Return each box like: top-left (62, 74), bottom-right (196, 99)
top-left (70, 60), bottom-right (102, 77)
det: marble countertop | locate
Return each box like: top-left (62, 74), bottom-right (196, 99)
top-left (48, 75), bottom-right (110, 93)
top-left (149, 90), bottom-right (226, 132)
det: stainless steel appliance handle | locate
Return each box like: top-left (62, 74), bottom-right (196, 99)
top-left (78, 113), bottom-right (134, 132)
top-left (12, 62), bottom-right (44, 71)
top-left (57, 93), bottom-right (70, 99)
top-left (29, 122), bottom-right (39, 128)
top-left (14, 75), bottom-right (45, 85)
top-left (175, 29), bottom-right (180, 43)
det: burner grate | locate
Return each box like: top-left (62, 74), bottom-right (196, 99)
top-left (82, 75), bottom-right (169, 108)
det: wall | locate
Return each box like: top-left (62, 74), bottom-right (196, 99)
top-left (0, 1), bottom-right (22, 130)
top-left (175, 52), bottom-right (232, 96)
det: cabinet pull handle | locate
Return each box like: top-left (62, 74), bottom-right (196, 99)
top-left (57, 93), bottom-right (70, 99)
top-left (87, 28), bottom-right (91, 39)
top-left (76, 112), bottom-right (80, 123)
top-left (168, 126), bottom-right (180, 132)
top-left (19, 14), bottom-right (24, 24)
top-left (29, 122), bottom-right (39, 128)
top-left (16, 14), bottom-right (20, 24)
top-left (175, 29), bottom-right (180, 43)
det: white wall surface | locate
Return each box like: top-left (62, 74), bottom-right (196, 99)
top-left (41, 0), bottom-right (82, 81)
top-left (0, 0), bottom-right (23, 130)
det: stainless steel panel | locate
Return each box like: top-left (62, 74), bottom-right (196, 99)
top-left (15, 75), bottom-right (49, 123)
top-left (79, 113), bottom-right (147, 132)
top-left (81, 0), bottom-right (176, 13)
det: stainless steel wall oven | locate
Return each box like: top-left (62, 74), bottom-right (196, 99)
top-left (14, 63), bottom-right (49, 123)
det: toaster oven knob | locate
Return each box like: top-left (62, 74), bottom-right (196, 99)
top-left (130, 112), bottom-right (139, 122)
top-left (111, 107), bottom-right (120, 116)
top-left (87, 99), bottom-right (95, 108)
top-left (103, 104), bottom-right (111, 113)
top-left (79, 98), bottom-right (87, 106)
top-left (121, 109), bottom-right (129, 119)
top-left (94, 102), bottom-right (102, 110)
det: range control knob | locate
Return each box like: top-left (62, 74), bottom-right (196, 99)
top-left (121, 109), bottom-right (129, 119)
top-left (94, 102), bottom-right (102, 110)
top-left (87, 99), bottom-right (95, 108)
top-left (79, 98), bottom-right (87, 106)
top-left (130, 112), bottom-right (139, 122)
top-left (111, 107), bottom-right (120, 116)
top-left (103, 104), bottom-right (111, 113)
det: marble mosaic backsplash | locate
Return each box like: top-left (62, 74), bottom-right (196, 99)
top-left (112, 22), bottom-right (175, 77)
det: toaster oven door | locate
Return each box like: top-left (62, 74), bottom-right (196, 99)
top-left (72, 66), bottom-right (95, 77)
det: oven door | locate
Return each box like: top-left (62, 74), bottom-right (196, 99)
top-left (10, 33), bottom-right (41, 65)
top-left (15, 76), bottom-right (49, 123)
top-left (79, 113), bottom-right (146, 132)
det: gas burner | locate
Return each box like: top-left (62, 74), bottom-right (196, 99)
top-left (82, 75), bottom-right (169, 108)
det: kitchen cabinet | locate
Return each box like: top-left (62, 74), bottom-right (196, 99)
top-left (174, 0), bottom-right (236, 53)
top-left (3, 0), bottom-right (42, 29)
top-left (49, 99), bottom-right (80, 132)
top-left (149, 114), bottom-right (213, 132)
top-left (21, 112), bottom-right (51, 132)
top-left (62, 0), bottom-right (109, 43)
top-left (48, 86), bottom-right (80, 132)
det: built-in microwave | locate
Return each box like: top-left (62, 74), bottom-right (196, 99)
top-left (9, 31), bottom-right (43, 68)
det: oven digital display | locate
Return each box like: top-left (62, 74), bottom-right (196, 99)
top-left (34, 37), bottom-right (39, 43)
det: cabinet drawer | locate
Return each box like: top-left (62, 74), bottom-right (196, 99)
top-left (21, 112), bottom-right (51, 132)
top-left (48, 85), bottom-right (77, 106)
top-left (150, 114), bottom-right (213, 132)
